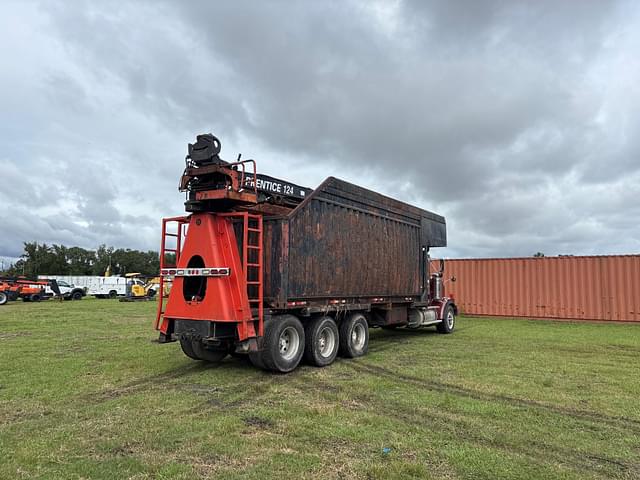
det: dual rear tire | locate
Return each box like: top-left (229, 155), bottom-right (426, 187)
top-left (249, 315), bottom-right (305, 373)
top-left (179, 313), bottom-right (370, 373)
top-left (179, 336), bottom-right (228, 363)
top-left (304, 316), bottom-right (339, 367)
top-left (249, 313), bottom-right (368, 373)
top-left (338, 313), bottom-right (369, 358)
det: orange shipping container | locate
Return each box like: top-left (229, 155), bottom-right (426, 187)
top-left (443, 255), bottom-right (640, 322)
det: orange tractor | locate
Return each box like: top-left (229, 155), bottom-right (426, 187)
top-left (0, 277), bottom-right (61, 305)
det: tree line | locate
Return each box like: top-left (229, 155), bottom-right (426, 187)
top-left (1, 242), bottom-right (161, 277)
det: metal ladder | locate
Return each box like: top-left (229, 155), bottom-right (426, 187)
top-left (243, 213), bottom-right (264, 336)
top-left (155, 216), bottom-right (189, 330)
top-left (220, 212), bottom-right (265, 336)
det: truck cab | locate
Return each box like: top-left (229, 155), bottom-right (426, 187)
top-left (46, 281), bottom-right (85, 300)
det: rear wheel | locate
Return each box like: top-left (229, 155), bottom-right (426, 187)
top-left (248, 349), bottom-right (266, 369)
top-left (192, 340), bottom-right (228, 363)
top-left (179, 336), bottom-right (200, 360)
top-left (436, 304), bottom-right (455, 334)
top-left (250, 315), bottom-right (305, 373)
top-left (30, 294), bottom-right (41, 302)
top-left (339, 313), bottom-right (369, 358)
top-left (108, 290), bottom-right (117, 299)
top-left (304, 316), bottom-right (339, 367)
top-left (0, 292), bottom-right (8, 305)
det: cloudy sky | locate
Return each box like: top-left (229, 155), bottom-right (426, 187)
top-left (1, 0), bottom-right (639, 264)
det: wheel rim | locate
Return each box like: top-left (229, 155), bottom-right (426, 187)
top-left (279, 326), bottom-right (300, 361)
top-left (317, 325), bottom-right (336, 358)
top-left (351, 323), bottom-right (366, 350)
top-left (446, 311), bottom-right (454, 329)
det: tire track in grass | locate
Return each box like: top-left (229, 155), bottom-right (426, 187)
top-left (338, 362), bottom-right (638, 478)
top-left (347, 361), bottom-right (640, 434)
top-left (81, 362), bottom-right (227, 403)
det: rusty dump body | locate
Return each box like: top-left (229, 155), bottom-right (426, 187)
top-left (263, 176), bottom-right (447, 308)
top-left (156, 133), bottom-right (457, 372)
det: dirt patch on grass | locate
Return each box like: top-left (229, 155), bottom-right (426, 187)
top-left (0, 332), bottom-right (32, 340)
top-left (243, 415), bottom-right (274, 429)
top-left (81, 363), bottom-right (207, 403)
top-left (605, 344), bottom-right (640, 354)
top-left (178, 383), bottom-right (223, 395)
top-left (0, 407), bottom-right (53, 425)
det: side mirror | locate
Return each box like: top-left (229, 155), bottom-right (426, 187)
top-left (439, 258), bottom-right (445, 274)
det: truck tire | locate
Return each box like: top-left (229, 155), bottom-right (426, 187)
top-left (147, 289), bottom-right (156, 298)
top-left (108, 290), bottom-right (117, 299)
top-left (192, 340), bottom-right (228, 363)
top-left (72, 291), bottom-right (83, 300)
top-left (338, 313), bottom-right (369, 358)
top-left (304, 316), bottom-right (339, 367)
top-left (30, 294), bottom-right (42, 302)
top-left (248, 349), bottom-right (266, 370)
top-left (436, 304), bottom-right (455, 334)
top-left (0, 292), bottom-right (8, 305)
top-left (250, 315), bottom-right (305, 373)
top-left (179, 336), bottom-right (200, 360)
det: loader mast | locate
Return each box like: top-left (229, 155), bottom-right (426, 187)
top-left (156, 135), bottom-right (277, 350)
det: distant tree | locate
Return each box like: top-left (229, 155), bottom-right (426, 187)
top-left (6, 259), bottom-right (26, 276)
top-left (0, 260), bottom-right (15, 276)
top-left (50, 245), bottom-right (70, 274)
top-left (66, 247), bottom-right (95, 275)
top-left (533, 252), bottom-right (545, 257)
top-left (21, 242), bottom-right (60, 276)
top-left (93, 245), bottom-right (115, 276)
top-left (163, 252), bottom-right (176, 268)
top-left (11, 242), bottom-right (160, 277)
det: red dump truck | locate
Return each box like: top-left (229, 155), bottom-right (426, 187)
top-left (155, 134), bottom-right (457, 372)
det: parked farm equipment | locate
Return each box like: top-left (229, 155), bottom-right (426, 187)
top-left (155, 134), bottom-right (457, 372)
top-left (119, 274), bottom-right (160, 302)
top-left (0, 277), bottom-right (62, 305)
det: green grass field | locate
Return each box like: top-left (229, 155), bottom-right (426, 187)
top-left (1, 298), bottom-right (639, 479)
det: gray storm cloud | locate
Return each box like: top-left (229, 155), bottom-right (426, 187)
top-left (0, 0), bottom-right (638, 262)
